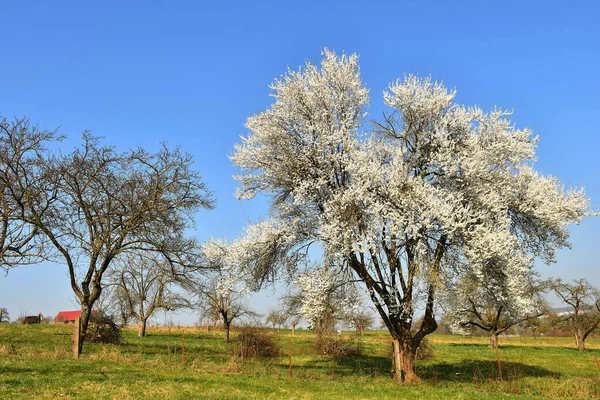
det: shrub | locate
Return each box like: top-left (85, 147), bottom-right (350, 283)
top-left (314, 333), bottom-right (361, 357)
top-left (231, 327), bottom-right (280, 359)
top-left (414, 336), bottom-right (435, 360)
top-left (85, 312), bottom-right (122, 345)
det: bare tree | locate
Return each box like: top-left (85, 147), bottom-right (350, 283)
top-left (96, 280), bottom-right (135, 327)
top-left (0, 116), bottom-right (58, 273)
top-left (549, 278), bottom-right (600, 351)
top-left (265, 308), bottom-right (288, 331)
top-left (346, 309), bottom-right (375, 336)
top-left (5, 130), bottom-right (214, 356)
top-left (280, 288), bottom-right (303, 335)
top-left (196, 274), bottom-right (258, 343)
top-left (444, 272), bottom-right (548, 348)
top-left (113, 251), bottom-right (192, 336)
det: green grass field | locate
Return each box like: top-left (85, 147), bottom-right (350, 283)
top-left (1, 324), bottom-right (599, 399)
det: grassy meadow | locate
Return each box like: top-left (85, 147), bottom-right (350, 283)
top-left (1, 323), bottom-right (599, 399)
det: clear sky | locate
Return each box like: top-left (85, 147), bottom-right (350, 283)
top-left (1, 1), bottom-right (598, 325)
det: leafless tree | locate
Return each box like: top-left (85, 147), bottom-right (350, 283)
top-left (196, 277), bottom-right (258, 343)
top-left (112, 251), bottom-right (192, 336)
top-left (265, 308), bottom-right (288, 331)
top-left (346, 309), bottom-right (375, 336)
top-left (549, 278), bottom-right (600, 351)
top-left (0, 116), bottom-right (59, 273)
top-left (4, 127), bottom-right (214, 356)
top-left (280, 288), bottom-right (303, 335)
top-left (95, 279), bottom-right (135, 327)
top-left (444, 273), bottom-right (548, 348)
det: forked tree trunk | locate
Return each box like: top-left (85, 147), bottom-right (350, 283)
top-left (138, 318), bottom-right (147, 337)
top-left (489, 333), bottom-right (499, 349)
top-left (391, 339), bottom-right (421, 383)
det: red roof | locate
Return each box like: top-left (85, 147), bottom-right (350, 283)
top-left (55, 310), bottom-right (81, 321)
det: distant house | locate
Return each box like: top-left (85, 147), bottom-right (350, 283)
top-left (23, 315), bottom-right (41, 324)
top-left (54, 310), bottom-right (81, 324)
top-left (22, 313), bottom-right (47, 324)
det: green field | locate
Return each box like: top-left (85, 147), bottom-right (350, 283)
top-left (1, 324), bottom-right (599, 399)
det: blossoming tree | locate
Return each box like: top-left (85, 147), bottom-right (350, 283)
top-left (229, 50), bottom-right (590, 382)
top-left (198, 239), bottom-right (258, 343)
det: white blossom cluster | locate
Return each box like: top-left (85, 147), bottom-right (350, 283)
top-left (201, 238), bottom-right (250, 299)
top-left (295, 269), bottom-right (334, 329)
top-left (228, 49), bottom-right (591, 338)
top-left (294, 262), bottom-right (362, 329)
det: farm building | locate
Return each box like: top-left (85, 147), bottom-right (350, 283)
top-left (22, 313), bottom-right (47, 324)
top-left (54, 310), bottom-right (81, 324)
top-left (22, 315), bottom-right (40, 324)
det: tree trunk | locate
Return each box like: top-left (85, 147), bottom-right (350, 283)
top-left (291, 323), bottom-right (295, 336)
top-left (138, 318), bottom-right (147, 337)
top-left (489, 333), bottom-right (499, 349)
top-left (74, 306), bottom-right (92, 358)
top-left (391, 339), bottom-right (421, 383)
top-left (224, 322), bottom-right (231, 343)
top-left (576, 332), bottom-right (585, 352)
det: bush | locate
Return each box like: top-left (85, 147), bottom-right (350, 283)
top-left (414, 336), bottom-right (435, 360)
top-left (314, 334), bottom-right (361, 357)
top-left (85, 312), bottom-right (122, 345)
top-left (231, 327), bottom-right (280, 360)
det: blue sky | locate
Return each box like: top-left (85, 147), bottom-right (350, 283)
top-left (1, 1), bottom-right (599, 324)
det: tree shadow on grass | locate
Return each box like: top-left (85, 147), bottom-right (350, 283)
top-left (294, 351), bottom-right (560, 383)
top-left (299, 353), bottom-right (392, 377)
top-left (419, 360), bottom-right (560, 383)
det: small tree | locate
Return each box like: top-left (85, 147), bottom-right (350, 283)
top-left (198, 239), bottom-right (258, 343)
top-left (444, 272), bottom-right (548, 348)
top-left (280, 288), bottom-right (303, 335)
top-left (549, 278), bottom-right (600, 351)
top-left (112, 251), bottom-right (191, 336)
top-left (346, 309), bottom-right (375, 336)
top-left (265, 308), bottom-right (288, 331)
top-left (0, 307), bottom-right (9, 323)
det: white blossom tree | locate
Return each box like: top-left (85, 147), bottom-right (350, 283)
top-left (229, 49), bottom-right (591, 382)
top-left (443, 271), bottom-right (548, 348)
top-left (198, 239), bottom-right (258, 343)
